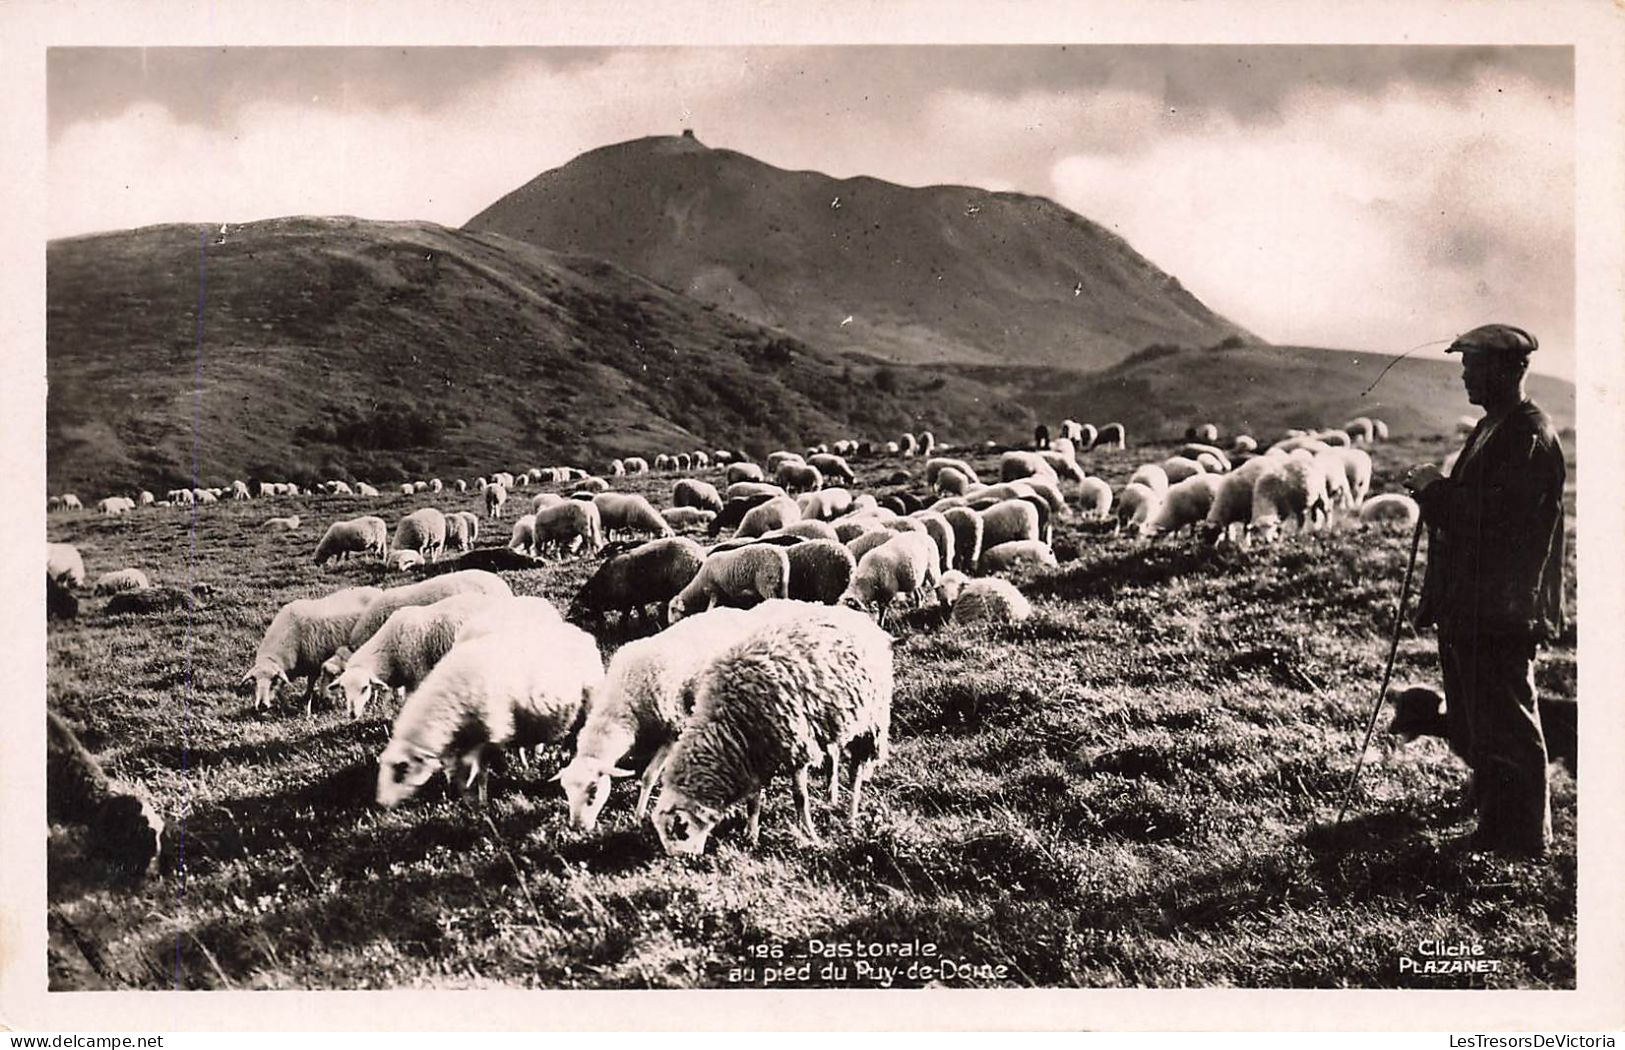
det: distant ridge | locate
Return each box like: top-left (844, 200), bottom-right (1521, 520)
top-left (465, 134), bottom-right (1252, 371)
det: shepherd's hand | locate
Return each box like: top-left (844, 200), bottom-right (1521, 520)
top-left (1402, 464), bottom-right (1443, 493)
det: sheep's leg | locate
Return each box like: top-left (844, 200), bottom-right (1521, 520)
top-left (745, 789), bottom-right (764, 847)
top-left (849, 759), bottom-right (875, 826)
top-left (827, 743), bottom-right (842, 804)
top-left (637, 743), bottom-right (673, 818)
top-left (301, 676), bottom-right (319, 718)
top-left (791, 766), bottom-right (822, 844)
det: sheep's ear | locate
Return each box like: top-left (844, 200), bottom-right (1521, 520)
top-left (547, 770), bottom-right (564, 783)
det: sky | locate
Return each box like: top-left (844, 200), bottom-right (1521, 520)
top-left (46, 45), bottom-right (1576, 378)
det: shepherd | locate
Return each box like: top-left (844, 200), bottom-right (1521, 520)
top-left (1402, 323), bottom-right (1567, 862)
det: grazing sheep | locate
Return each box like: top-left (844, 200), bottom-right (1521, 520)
top-left (387, 550), bottom-right (424, 572)
top-left (1248, 456), bottom-right (1329, 542)
top-left (933, 466), bottom-right (971, 497)
top-left (837, 532), bottom-right (944, 626)
top-left (925, 457), bottom-right (981, 488)
top-left (1200, 457), bottom-right (1272, 544)
top-left (314, 516), bottom-right (390, 565)
top-left (1358, 493), bottom-right (1421, 529)
top-left (531, 492), bottom-right (567, 514)
top-left (92, 569), bottom-right (150, 595)
top-left (775, 461), bottom-right (824, 495)
top-left (393, 508), bottom-right (448, 563)
top-left (726, 481), bottom-right (787, 502)
top-left (376, 617), bottom-right (604, 808)
top-left (941, 506), bottom-right (985, 573)
top-left (1077, 477), bottom-right (1113, 519)
top-left (845, 528), bottom-right (896, 564)
top-left (710, 493), bottom-right (778, 537)
top-left (349, 570), bottom-right (513, 650)
top-left (608, 459), bottom-right (626, 478)
top-left (444, 512), bottom-right (475, 554)
top-left (979, 539), bottom-right (1058, 573)
top-left (834, 515), bottom-right (886, 544)
top-left (1343, 417), bottom-right (1375, 445)
top-left (61, 494), bottom-right (84, 510)
top-left (673, 478), bottom-right (724, 514)
top-left (1115, 483), bottom-right (1162, 534)
top-left (1000, 450), bottom-right (1059, 484)
top-left (1057, 419), bottom-right (1083, 444)
top-left (593, 492), bottom-right (674, 540)
top-left (532, 500), bottom-right (605, 559)
top-left (1334, 446), bottom-right (1373, 507)
top-left (654, 453), bottom-right (674, 472)
top-left (916, 431), bottom-right (936, 457)
top-left (1143, 474), bottom-right (1224, 539)
top-left (735, 495), bottom-right (803, 539)
top-left (1386, 684), bottom-right (1575, 775)
top-left (654, 604), bottom-right (893, 852)
top-left (796, 488), bottom-right (854, 521)
top-left (1160, 456), bottom-right (1206, 484)
top-left (1032, 424), bottom-right (1050, 450)
top-left (1038, 451), bottom-right (1088, 484)
top-left (574, 476), bottom-right (610, 494)
top-left (508, 514), bottom-right (539, 555)
top-left (622, 457), bottom-right (650, 475)
top-left (331, 592), bottom-right (518, 719)
top-left (1372, 419), bottom-right (1390, 441)
top-left (1092, 422), bottom-right (1126, 449)
top-left (244, 586), bottom-right (384, 713)
top-left (908, 510), bottom-right (957, 575)
top-left (969, 477), bottom-right (1065, 516)
top-left (1314, 429), bottom-right (1352, 447)
top-left (807, 453), bottom-right (855, 485)
top-left (951, 577), bottom-right (1034, 627)
top-left (97, 497), bottom-right (134, 516)
top-left (786, 539), bottom-right (857, 605)
top-left (661, 506), bottom-right (717, 531)
top-left (1128, 464), bottom-right (1170, 496)
top-left (1232, 435), bottom-right (1258, 454)
top-left (668, 544), bottom-right (792, 622)
top-left (762, 518), bottom-right (836, 545)
top-left (1195, 423), bottom-right (1220, 443)
top-left (399, 483), bottom-right (415, 496)
top-left (48, 542), bottom-right (86, 588)
top-left (47, 711), bottom-right (166, 878)
top-left (559, 605), bottom-right (768, 829)
top-left (766, 451), bottom-right (804, 474)
top-left (570, 537), bottom-right (706, 628)
top-left (265, 515), bottom-right (301, 531)
top-left (726, 462), bottom-right (766, 484)
top-left (484, 483), bottom-right (509, 519)
top-left (976, 498), bottom-right (1041, 553)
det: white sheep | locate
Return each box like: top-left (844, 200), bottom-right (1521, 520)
top-left (726, 481), bottom-right (787, 502)
top-left (770, 518), bottom-right (841, 544)
top-left (1232, 435), bottom-right (1258, 454)
top-left (999, 450), bottom-right (1059, 484)
top-left (376, 616), bottom-right (604, 808)
top-left (386, 550), bottom-right (423, 572)
top-left (1248, 456), bottom-right (1329, 542)
top-left (941, 506), bottom-right (985, 573)
top-left (908, 510), bottom-right (957, 575)
top-left (925, 457), bottom-right (981, 487)
top-left (668, 544), bottom-right (791, 622)
top-left (399, 483), bottom-right (415, 495)
top-left (453, 596), bottom-right (566, 647)
top-left (61, 494), bottom-right (84, 511)
top-left (775, 461), bottom-right (824, 494)
top-left (735, 495), bottom-right (802, 538)
top-left (533, 500), bottom-right (604, 558)
top-left (1200, 457), bottom-right (1271, 544)
top-left (349, 570), bottom-right (514, 650)
top-left (508, 514), bottom-right (539, 555)
top-left (837, 531), bottom-right (944, 626)
top-left (1038, 450), bottom-right (1087, 483)
top-left (951, 577), bottom-right (1034, 626)
top-left (331, 592), bottom-right (521, 719)
top-left (845, 528), bottom-right (896, 564)
top-left (1160, 456), bottom-right (1206, 485)
top-left (444, 511), bottom-right (475, 553)
top-left (314, 516), bottom-right (389, 564)
top-left (558, 605), bottom-right (765, 829)
top-left (48, 543), bottom-right (86, 588)
top-left (726, 462), bottom-right (765, 484)
top-left (933, 466), bottom-right (971, 496)
top-left (661, 506), bottom-right (716, 530)
top-left (244, 586), bottom-right (384, 714)
top-left (1077, 477), bottom-right (1113, 519)
top-left (1115, 483), bottom-right (1161, 534)
top-left (485, 483), bottom-right (509, 519)
top-left (392, 508), bottom-right (448, 562)
top-left (262, 515), bottom-right (301, 533)
top-left (1142, 474), bottom-right (1224, 539)
top-left (93, 568), bottom-right (150, 595)
top-left (1313, 448), bottom-right (1354, 514)
top-left (976, 498), bottom-right (1041, 553)
top-left (796, 488), bottom-right (853, 521)
top-left (979, 539), bottom-right (1058, 573)
top-left (1358, 493), bottom-right (1421, 529)
top-left (593, 492), bottom-right (674, 540)
top-left (1334, 446), bottom-right (1373, 506)
top-left (654, 603), bottom-right (893, 852)
top-left (673, 478), bottom-right (724, 513)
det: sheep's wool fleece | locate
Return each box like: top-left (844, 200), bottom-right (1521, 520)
top-left (663, 605), bottom-right (893, 814)
top-left (951, 578), bottom-right (1033, 626)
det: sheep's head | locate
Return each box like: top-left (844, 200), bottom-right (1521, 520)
top-left (331, 666), bottom-right (385, 720)
top-left (1385, 685), bottom-right (1446, 742)
top-left (556, 757), bottom-right (634, 831)
top-left (241, 665), bottom-right (290, 710)
top-left (652, 794), bottom-right (721, 856)
top-left (376, 742), bottom-right (438, 809)
top-left (1246, 516), bottom-right (1282, 544)
top-left (90, 792), bottom-right (164, 878)
top-left (666, 597), bottom-right (690, 624)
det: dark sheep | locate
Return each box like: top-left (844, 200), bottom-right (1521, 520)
top-left (1387, 685), bottom-right (1575, 775)
top-left (103, 585), bottom-right (204, 615)
top-left (1034, 424), bottom-right (1050, 450)
top-left (569, 536), bottom-right (705, 628)
top-left (709, 493), bottom-right (777, 536)
top-left (47, 575), bottom-right (79, 620)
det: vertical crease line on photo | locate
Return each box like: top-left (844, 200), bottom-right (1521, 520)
top-left (178, 222), bottom-right (208, 988)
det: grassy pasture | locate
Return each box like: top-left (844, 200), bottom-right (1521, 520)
top-left (43, 432), bottom-right (1578, 990)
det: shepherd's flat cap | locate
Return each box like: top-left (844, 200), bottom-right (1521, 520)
top-left (1446, 324), bottom-right (1539, 356)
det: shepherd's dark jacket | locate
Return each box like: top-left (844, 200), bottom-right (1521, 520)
top-left (1413, 398), bottom-right (1566, 641)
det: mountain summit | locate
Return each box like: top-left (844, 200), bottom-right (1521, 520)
top-left (464, 134), bottom-right (1251, 370)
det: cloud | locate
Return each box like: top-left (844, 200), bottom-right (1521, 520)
top-left (1047, 70), bottom-right (1573, 377)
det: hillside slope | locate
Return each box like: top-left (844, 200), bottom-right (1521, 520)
top-left (45, 217), bottom-right (1029, 494)
top-left (464, 134), bottom-right (1250, 371)
top-left (951, 343), bottom-right (1576, 443)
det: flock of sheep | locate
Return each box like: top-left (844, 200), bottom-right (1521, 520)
top-left (46, 416), bottom-right (1431, 875)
